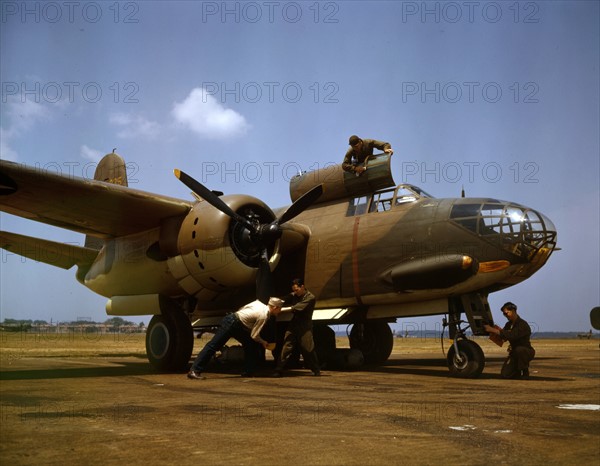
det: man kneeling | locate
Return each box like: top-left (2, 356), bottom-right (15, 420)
top-left (484, 302), bottom-right (535, 379)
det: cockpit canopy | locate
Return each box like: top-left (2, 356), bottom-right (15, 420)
top-left (347, 184), bottom-right (432, 216)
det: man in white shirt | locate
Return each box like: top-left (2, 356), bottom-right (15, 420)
top-left (188, 297), bottom-right (283, 379)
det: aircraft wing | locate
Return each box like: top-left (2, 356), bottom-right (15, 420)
top-left (0, 231), bottom-right (99, 269)
top-left (0, 160), bottom-right (193, 238)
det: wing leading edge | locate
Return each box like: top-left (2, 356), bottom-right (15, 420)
top-left (0, 160), bottom-right (193, 238)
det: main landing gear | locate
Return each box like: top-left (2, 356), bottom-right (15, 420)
top-left (311, 320), bottom-right (394, 369)
top-left (145, 307), bottom-right (193, 372)
top-left (349, 320), bottom-right (394, 364)
top-left (298, 320), bottom-right (394, 370)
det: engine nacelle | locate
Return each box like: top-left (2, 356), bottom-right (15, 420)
top-left (166, 194), bottom-right (279, 303)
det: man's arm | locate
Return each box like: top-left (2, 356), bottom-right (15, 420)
top-left (342, 148), bottom-right (356, 172)
top-left (249, 315), bottom-right (269, 347)
top-left (290, 293), bottom-right (316, 314)
top-left (499, 319), bottom-right (531, 342)
top-left (369, 139), bottom-right (393, 154)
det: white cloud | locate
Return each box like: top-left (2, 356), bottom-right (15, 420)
top-left (80, 144), bottom-right (104, 163)
top-left (171, 88), bottom-right (249, 139)
top-left (109, 112), bottom-right (161, 139)
top-left (0, 99), bottom-right (49, 161)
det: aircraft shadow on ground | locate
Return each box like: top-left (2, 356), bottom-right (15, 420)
top-left (0, 356), bottom-right (568, 382)
top-left (258, 356), bottom-right (568, 381)
top-left (364, 357), bottom-right (568, 381)
top-left (0, 357), bottom-right (156, 381)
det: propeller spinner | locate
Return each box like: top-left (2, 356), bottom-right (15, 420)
top-left (174, 169), bottom-right (323, 303)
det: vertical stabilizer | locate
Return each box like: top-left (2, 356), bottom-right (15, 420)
top-left (94, 152), bottom-right (129, 187)
top-left (84, 152), bottom-right (128, 250)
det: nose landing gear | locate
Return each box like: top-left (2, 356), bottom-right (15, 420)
top-left (443, 317), bottom-right (485, 378)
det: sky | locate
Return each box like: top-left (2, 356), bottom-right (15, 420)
top-left (0, 1), bottom-right (598, 333)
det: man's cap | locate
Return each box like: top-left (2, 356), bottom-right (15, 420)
top-left (502, 302), bottom-right (517, 311)
top-left (349, 135), bottom-right (361, 146)
top-left (268, 297), bottom-right (284, 307)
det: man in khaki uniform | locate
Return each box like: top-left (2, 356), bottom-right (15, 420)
top-left (273, 279), bottom-right (321, 377)
top-left (484, 302), bottom-right (535, 379)
top-left (342, 135), bottom-right (394, 175)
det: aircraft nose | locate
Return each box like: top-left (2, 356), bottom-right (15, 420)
top-left (450, 201), bottom-right (557, 262)
top-left (501, 205), bottom-right (557, 257)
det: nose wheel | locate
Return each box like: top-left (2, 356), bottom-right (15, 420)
top-left (443, 316), bottom-right (485, 378)
top-left (446, 339), bottom-right (485, 377)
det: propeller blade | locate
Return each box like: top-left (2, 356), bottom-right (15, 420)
top-left (278, 184), bottom-right (323, 225)
top-left (174, 169), bottom-right (253, 229)
top-left (256, 250), bottom-right (274, 305)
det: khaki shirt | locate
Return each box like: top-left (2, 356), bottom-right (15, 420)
top-left (342, 138), bottom-right (391, 173)
top-left (284, 290), bottom-right (316, 329)
top-left (499, 316), bottom-right (533, 349)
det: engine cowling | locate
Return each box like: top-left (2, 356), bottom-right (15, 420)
top-left (166, 194), bottom-right (280, 303)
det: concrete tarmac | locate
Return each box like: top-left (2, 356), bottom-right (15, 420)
top-left (1, 337), bottom-right (598, 465)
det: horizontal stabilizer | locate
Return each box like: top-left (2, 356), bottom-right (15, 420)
top-left (0, 230), bottom-right (99, 270)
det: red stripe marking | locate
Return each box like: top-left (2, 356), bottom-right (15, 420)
top-left (352, 217), bottom-right (363, 305)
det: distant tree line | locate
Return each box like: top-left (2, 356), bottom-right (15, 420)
top-left (0, 317), bottom-right (145, 333)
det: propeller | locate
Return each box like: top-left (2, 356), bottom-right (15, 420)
top-left (174, 169), bottom-right (254, 229)
top-left (174, 169), bottom-right (323, 303)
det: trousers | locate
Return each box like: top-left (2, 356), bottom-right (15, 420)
top-left (276, 325), bottom-right (320, 373)
top-left (501, 345), bottom-right (535, 378)
top-left (191, 313), bottom-right (261, 374)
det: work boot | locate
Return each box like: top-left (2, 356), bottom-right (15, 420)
top-left (187, 370), bottom-right (205, 380)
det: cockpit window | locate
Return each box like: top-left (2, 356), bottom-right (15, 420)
top-left (370, 189), bottom-right (394, 212)
top-left (347, 195), bottom-right (369, 216)
top-left (395, 187), bottom-right (418, 205)
top-left (347, 184), bottom-right (433, 216)
top-left (480, 203), bottom-right (505, 235)
top-left (395, 185), bottom-right (433, 205)
top-left (407, 185), bottom-right (433, 198)
top-left (451, 204), bottom-right (480, 219)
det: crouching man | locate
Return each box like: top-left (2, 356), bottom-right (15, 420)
top-left (188, 297), bottom-right (283, 379)
top-left (484, 302), bottom-right (535, 379)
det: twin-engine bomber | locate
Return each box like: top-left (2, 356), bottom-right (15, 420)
top-left (0, 153), bottom-right (557, 377)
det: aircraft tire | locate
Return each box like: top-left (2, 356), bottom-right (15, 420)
top-left (446, 339), bottom-right (485, 378)
top-left (349, 321), bottom-right (394, 365)
top-left (313, 325), bottom-right (337, 367)
top-left (146, 310), bottom-right (193, 372)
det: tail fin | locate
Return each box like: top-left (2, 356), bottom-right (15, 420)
top-left (84, 152), bottom-right (128, 250)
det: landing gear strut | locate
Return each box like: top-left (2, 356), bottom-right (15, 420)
top-left (443, 316), bottom-right (485, 378)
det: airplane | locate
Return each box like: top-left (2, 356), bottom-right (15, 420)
top-left (0, 152), bottom-right (557, 377)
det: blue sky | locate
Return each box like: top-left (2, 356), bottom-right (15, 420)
top-left (1, 1), bottom-right (598, 332)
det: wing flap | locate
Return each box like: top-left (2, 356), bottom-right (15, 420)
top-left (0, 230), bottom-right (99, 270)
top-left (0, 160), bottom-right (192, 237)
